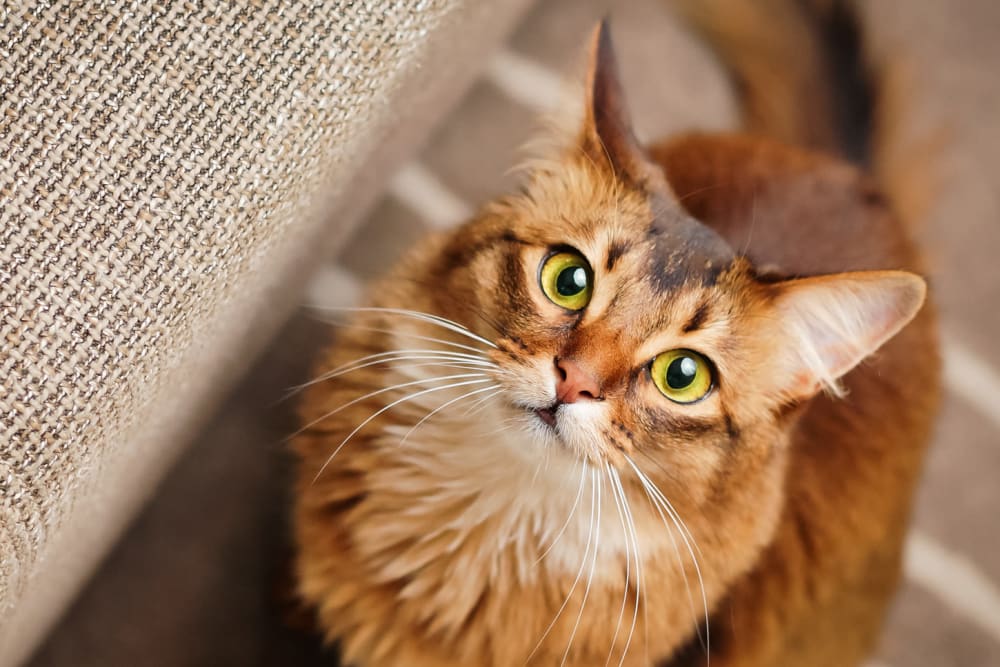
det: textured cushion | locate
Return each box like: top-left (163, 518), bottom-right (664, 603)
top-left (0, 1), bottom-right (533, 664)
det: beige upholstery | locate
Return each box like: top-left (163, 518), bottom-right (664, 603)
top-left (0, 1), bottom-right (533, 664)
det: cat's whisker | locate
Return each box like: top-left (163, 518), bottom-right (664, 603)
top-left (534, 462), bottom-right (588, 567)
top-left (635, 465), bottom-right (706, 569)
top-left (610, 465), bottom-right (642, 667)
top-left (278, 350), bottom-right (495, 405)
top-left (395, 277), bottom-right (510, 341)
top-left (386, 361), bottom-right (499, 374)
top-left (372, 360), bottom-right (499, 381)
top-left (526, 467), bottom-right (597, 666)
top-left (626, 458), bottom-right (711, 664)
top-left (561, 466), bottom-right (603, 667)
top-left (399, 384), bottom-right (503, 446)
top-left (460, 387), bottom-right (507, 418)
top-left (314, 318), bottom-right (493, 356)
top-left (291, 372), bottom-right (488, 441)
top-left (321, 349), bottom-right (495, 375)
top-left (302, 359), bottom-right (495, 395)
top-left (633, 449), bottom-right (722, 554)
top-left (473, 416), bottom-right (532, 439)
top-left (469, 423), bottom-right (520, 440)
top-left (531, 448), bottom-right (547, 487)
top-left (311, 377), bottom-right (493, 483)
top-left (605, 462), bottom-right (631, 667)
top-left (630, 467), bottom-right (703, 655)
top-left (286, 347), bottom-right (496, 393)
top-left (465, 413), bottom-right (527, 440)
top-left (314, 305), bottom-right (499, 349)
top-left (346, 306), bottom-right (499, 349)
top-left (641, 474), bottom-right (704, 564)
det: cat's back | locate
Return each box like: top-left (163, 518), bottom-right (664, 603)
top-left (650, 134), bottom-right (918, 275)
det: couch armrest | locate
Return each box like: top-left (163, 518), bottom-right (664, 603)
top-left (0, 1), bottom-right (533, 663)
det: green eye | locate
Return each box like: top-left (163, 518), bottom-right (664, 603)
top-left (650, 349), bottom-right (713, 404)
top-left (539, 251), bottom-right (593, 311)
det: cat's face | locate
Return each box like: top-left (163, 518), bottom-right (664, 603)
top-left (501, 215), bottom-right (745, 456)
top-left (429, 160), bottom-right (787, 502)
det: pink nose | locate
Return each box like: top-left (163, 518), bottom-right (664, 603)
top-left (554, 358), bottom-right (602, 403)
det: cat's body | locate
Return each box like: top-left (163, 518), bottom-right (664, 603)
top-left (293, 7), bottom-right (939, 667)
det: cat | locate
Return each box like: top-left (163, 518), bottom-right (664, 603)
top-left (291, 5), bottom-right (940, 666)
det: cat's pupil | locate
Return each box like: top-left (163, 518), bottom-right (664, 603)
top-left (666, 356), bottom-right (698, 389)
top-left (556, 266), bottom-right (587, 296)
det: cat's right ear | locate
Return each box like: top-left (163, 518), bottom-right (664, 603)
top-left (579, 20), bottom-right (672, 195)
top-left (761, 270), bottom-right (927, 402)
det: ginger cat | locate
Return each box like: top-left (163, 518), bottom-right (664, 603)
top-left (292, 7), bottom-right (939, 666)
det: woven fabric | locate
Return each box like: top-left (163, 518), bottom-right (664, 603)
top-left (0, 0), bottom-right (532, 662)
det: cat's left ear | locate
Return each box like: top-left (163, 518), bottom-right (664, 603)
top-left (763, 270), bottom-right (927, 402)
top-left (580, 20), bottom-right (673, 195)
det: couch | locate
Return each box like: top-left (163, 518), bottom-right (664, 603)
top-left (0, 2), bottom-right (534, 664)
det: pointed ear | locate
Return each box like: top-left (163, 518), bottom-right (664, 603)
top-left (581, 20), bottom-right (671, 193)
top-left (764, 270), bottom-right (927, 401)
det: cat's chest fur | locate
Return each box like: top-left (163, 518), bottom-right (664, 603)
top-left (354, 394), bottom-right (669, 588)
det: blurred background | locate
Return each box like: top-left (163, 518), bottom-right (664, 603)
top-left (26, 0), bottom-right (999, 665)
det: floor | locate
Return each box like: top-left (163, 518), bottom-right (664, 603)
top-left (28, 1), bottom-right (1000, 666)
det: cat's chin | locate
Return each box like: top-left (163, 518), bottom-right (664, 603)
top-left (517, 400), bottom-right (609, 463)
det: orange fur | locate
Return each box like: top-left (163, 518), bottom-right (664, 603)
top-left (291, 16), bottom-right (939, 667)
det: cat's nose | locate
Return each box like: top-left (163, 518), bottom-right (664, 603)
top-left (554, 358), bottom-right (603, 403)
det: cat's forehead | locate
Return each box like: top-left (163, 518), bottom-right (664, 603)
top-left (561, 196), bottom-right (734, 294)
top-left (581, 208), bottom-right (737, 336)
top-left (607, 205), bottom-right (734, 294)
top-left (597, 257), bottom-right (731, 337)
top-left (523, 168), bottom-right (734, 285)
top-left (504, 165), bottom-right (738, 330)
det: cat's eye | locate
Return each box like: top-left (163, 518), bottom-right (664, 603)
top-left (539, 250), bottom-right (593, 311)
top-left (650, 349), bottom-right (713, 404)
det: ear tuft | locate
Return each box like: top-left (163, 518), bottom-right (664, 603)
top-left (768, 270), bottom-right (926, 401)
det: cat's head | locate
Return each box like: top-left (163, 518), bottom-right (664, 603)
top-left (417, 22), bottom-right (924, 494)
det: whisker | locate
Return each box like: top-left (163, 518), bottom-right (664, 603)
top-left (605, 462), bottom-right (630, 667)
top-left (610, 466), bottom-right (641, 667)
top-left (464, 413), bottom-right (528, 439)
top-left (562, 466), bottom-right (603, 666)
top-left (626, 457), bottom-right (711, 663)
top-left (469, 422), bottom-right (521, 440)
top-left (310, 377), bottom-right (493, 483)
top-left (287, 357), bottom-right (497, 400)
top-left (630, 466), bottom-right (702, 652)
top-left (314, 318), bottom-right (492, 355)
top-left (284, 347), bottom-right (495, 395)
top-left (535, 462), bottom-right (588, 566)
top-left (312, 305), bottom-right (499, 349)
top-left (397, 276), bottom-right (509, 339)
top-left (460, 387), bottom-right (505, 417)
top-left (338, 306), bottom-right (498, 348)
top-left (290, 372), bottom-right (488, 441)
top-left (320, 349), bottom-right (495, 376)
top-left (399, 384), bottom-right (502, 446)
top-left (635, 466), bottom-right (706, 578)
top-left (526, 467), bottom-right (597, 665)
top-left (633, 449), bottom-right (718, 552)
